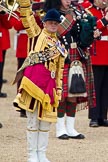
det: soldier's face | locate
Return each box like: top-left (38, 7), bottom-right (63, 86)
top-left (43, 21), bottom-right (59, 33)
top-left (94, 0), bottom-right (108, 9)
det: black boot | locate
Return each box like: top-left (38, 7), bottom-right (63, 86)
top-left (2, 79), bottom-right (8, 84)
top-left (0, 92), bottom-right (7, 98)
top-left (20, 109), bottom-right (27, 118)
top-left (58, 134), bottom-right (69, 140)
top-left (89, 119), bottom-right (99, 127)
top-left (0, 123), bottom-right (3, 128)
top-left (0, 82), bottom-right (7, 98)
top-left (98, 119), bottom-right (108, 127)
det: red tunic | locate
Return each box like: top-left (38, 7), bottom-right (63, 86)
top-left (81, 0), bottom-right (108, 65)
top-left (10, 11), bottom-right (28, 58)
top-left (1, 28), bottom-right (10, 50)
top-left (0, 13), bottom-right (12, 50)
top-left (0, 13), bottom-right (12, 62)
top-left (0, 30), bottom-right (2, 62)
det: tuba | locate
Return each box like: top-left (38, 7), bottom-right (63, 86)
top-left (0, 0), bottom-right (19, 20)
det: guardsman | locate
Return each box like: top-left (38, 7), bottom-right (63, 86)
top-left (81, 0), bottom-right (108, 127)
top-left (0, 10), bottom-right (12, 97)
top-left (1, 20), bottom-right (11, 84)
top-left (10, 11), bottom-right (29, 117)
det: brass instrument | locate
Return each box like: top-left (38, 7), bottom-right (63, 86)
top-left (0, 0), bottom-right (19, 20)
top-left (36, 9), bottom-right (45, 19)
top-left (7, 0), bottom-right (19, 11)
top-left (32, 0), bottom-right (45, 19)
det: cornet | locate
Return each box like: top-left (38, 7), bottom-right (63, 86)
top-left (0, 0), bottom-right (19, 20)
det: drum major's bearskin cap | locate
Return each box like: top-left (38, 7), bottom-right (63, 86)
top-left (43, 8), bottom-right (61, 23)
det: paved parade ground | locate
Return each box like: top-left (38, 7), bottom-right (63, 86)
top-left (0, 30), bottom-right (108, 162)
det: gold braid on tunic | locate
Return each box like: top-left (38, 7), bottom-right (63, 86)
top-left (18, 0), bottom-right (41, 38)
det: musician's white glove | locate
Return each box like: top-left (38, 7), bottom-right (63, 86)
top-left (93, 29), bottom-right (101, 39)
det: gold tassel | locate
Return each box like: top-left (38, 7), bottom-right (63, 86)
top-left (20, 7), bottom-right (32, 17)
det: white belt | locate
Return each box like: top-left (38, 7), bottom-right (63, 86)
top-left (101, 36), bottom-right (108, 41)
top-left (0, 32), bottom-right (2, 37)
top-left (14, 30), bottom-right (27, 50)
top-left (19, 30), bottom-right (27, 34)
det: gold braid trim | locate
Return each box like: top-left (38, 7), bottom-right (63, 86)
top-left (56, 55), bottom-right (65, 100)
top-left (20, 7), bottom-right (32, 17)
top-left (13, 76), bottom-right (59, 113)
top-left (27, 129), bottom-right (38, 132)
top-left (38, 129), bottom-right (49, 132)
top-left (18, 0), bottom-right (41, 38)
top-left (84, 4), bottom-right (93, 16)
top-left (18, 0), bottom-right (31, 7)
top-left (85, 8), bottom-right (93, 16)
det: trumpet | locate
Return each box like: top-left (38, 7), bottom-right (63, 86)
top-left (0, 0), bottom-right (19, 20)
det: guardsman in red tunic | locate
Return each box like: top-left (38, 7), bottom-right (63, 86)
top-left (10, 11), bottom-right (29, 117)
top-left (1, 20), bottom-right (11, 84)
top-left (0, 15), bottom-right (3, 97)
top-left (0, 10), bottom-right (12, 97)
top-left (0, 22), bottom-right (3, 63)
top-left (81, 0), bottom-right (108, 127)
top-left (0, 14), bottom-right (4, 127)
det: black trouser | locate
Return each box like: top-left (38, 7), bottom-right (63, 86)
top-left (0, 62), bottom-right (2, 92)
top-left (17, 58), bottom-right (25, 91)
top-left (89, 66), bottom-right (108, 120)
top-left (0, 50), bottom-right (6, 92)
top-left (17, 58), bottom-right (26, 114)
